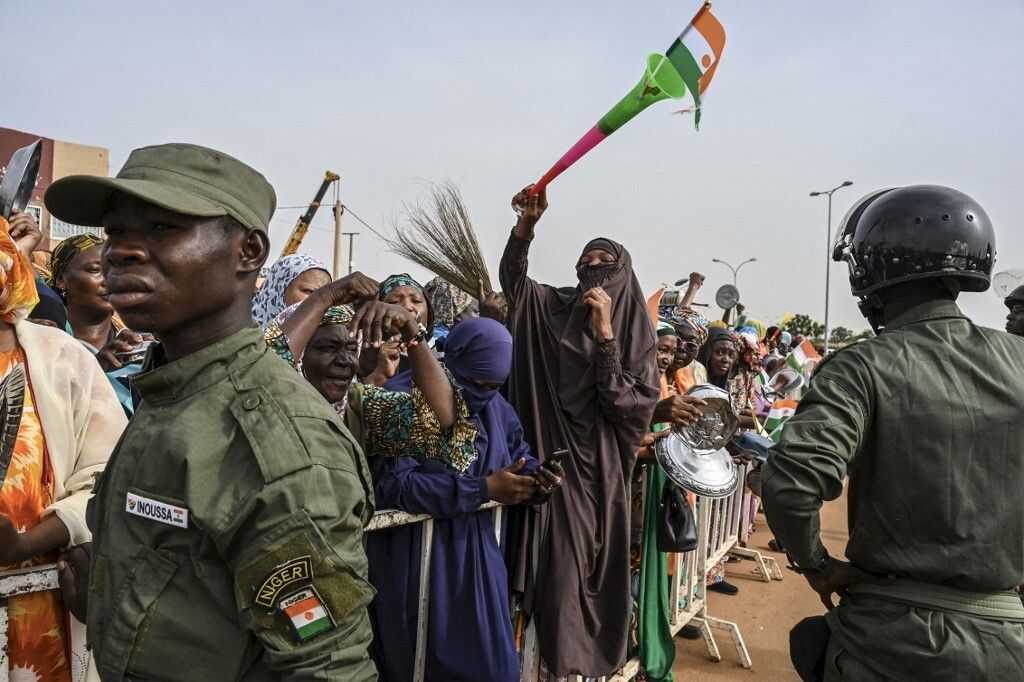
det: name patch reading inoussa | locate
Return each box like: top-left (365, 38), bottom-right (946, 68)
top-left (125, 492), bottom-right (189, 529)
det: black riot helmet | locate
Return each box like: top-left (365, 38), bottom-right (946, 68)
top-left (1007, 285), bottom-right (1024, 309)
top-left (833, 185), bottom-right (995, 300)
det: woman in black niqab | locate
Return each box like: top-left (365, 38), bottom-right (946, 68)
top-left (500, 187), bottom-right (659, 677)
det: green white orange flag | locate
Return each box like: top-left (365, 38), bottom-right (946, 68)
top-left (665, 2), bottom-right (726, 128)
top-left (280, 589), bottom-right (334, 641)
top-left (764, 398), bottom-right (799, 443)
top-left (787, 339), bottom-right (822, 374)
top-left (529, 2), bottom-right (726, 195)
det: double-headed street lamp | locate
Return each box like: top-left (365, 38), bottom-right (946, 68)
top-left (810, 180), bottom-right (853, 354)
top-left (712, 257), bottom-right (757, 287)
top-left (711, 258), bottom-right (756, 323)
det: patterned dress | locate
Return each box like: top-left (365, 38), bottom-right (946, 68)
top-left (265, 323), bottom-right (478, 474)
top-left (0, 349), bottom-right (71, 681)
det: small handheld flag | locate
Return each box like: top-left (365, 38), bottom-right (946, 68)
top-left (529, 2), bottom-right (725, 196)
top-left (787, 339), bottom-right (822, 375)
top-left (764, 399), bottom-right (800, 443)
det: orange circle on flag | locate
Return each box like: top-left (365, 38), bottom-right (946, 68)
top-left (702, 54), bottom-right (712, 68)
top-left (305, 612), bottom-right (315, 621)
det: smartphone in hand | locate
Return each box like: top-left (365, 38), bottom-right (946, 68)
top-left (544, 448), bottom-right (568, 468)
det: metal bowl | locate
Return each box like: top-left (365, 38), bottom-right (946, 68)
top-left (654, 384), bottom-right (740, 498)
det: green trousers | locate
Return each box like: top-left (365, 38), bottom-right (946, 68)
top-left (825, 587), bottom-right (1024, 681)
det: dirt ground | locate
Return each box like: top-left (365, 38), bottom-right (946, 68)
top-left (672, 494), bottom-right (849, 681)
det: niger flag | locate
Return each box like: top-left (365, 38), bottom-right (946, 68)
top-left (665, 2), bottom-right (726, 127)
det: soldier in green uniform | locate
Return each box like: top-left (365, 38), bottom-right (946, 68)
top-left (762, 185), bottom-right (1024, 680)
top-left (45, 143), bottom-right (380, 680)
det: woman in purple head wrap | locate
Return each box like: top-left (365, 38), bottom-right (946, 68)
top-left (367, 317), bottom-right (563, 681)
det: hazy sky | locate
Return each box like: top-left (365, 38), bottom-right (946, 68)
top-left (8, 1), bottom-right (1023, 331)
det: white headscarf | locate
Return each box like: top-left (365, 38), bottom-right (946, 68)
top-left (251, 254), bottom-right (329, 328)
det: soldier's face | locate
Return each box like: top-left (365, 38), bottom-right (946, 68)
top-left (101, 193), bottom-right (249, 336)
top-left (1007, 303), bottom-right (1024, 337)
top-left (302, 324), bottom-right (360, 405)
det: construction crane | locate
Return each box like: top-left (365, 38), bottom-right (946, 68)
top-left (279, 171), bottom-right (341, 258)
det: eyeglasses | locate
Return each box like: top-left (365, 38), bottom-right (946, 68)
top-left (677, 341), bottom-right (700, 353)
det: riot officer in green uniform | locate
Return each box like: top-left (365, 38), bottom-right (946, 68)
top-left (762, 185), bottom-right (1024, 680)
top-left (45, 144), bottom-right (379, 680)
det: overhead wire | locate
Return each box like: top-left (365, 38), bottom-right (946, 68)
top-left (340, 205), bottom-right (389, 241)
top-left (272, 202), bottom-right (390, 241)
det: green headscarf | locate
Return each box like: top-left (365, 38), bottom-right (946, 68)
top-left (656, 317), bottom-right (677, 337)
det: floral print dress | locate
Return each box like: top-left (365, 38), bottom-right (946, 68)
top-left (0, 349), bottom-right (70, 682)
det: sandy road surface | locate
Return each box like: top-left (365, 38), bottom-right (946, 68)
top-left (672, 494), bottom-right (848, 681)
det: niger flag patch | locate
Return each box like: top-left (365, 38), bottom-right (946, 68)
top-left (279, 587), bottom-right (336, 641)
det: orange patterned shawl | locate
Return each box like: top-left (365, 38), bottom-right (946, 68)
top-left (0, 217), bottom-right (39, 324)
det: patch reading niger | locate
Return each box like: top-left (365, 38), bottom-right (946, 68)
top-left (255, 556), bottom-right (313, 607)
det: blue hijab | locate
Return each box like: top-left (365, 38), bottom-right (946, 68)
top-left (372, 317), bottom-right (531, 681)
top-left (443, 317), bottom-right (512, 414)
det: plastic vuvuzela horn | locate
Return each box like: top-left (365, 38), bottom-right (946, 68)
top-left (528, 2), bottom-right (725, 196)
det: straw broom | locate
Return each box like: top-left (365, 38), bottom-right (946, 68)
top-left (387, 182), bottom-right (494, 297)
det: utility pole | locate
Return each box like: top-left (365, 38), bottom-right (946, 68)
top-left (332, 201), bottom-right (345, 279)
top-left (344, 232), bottom-right (360, 274)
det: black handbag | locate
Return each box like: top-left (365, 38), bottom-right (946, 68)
top-left (657, 482), bottom-right (698, 552)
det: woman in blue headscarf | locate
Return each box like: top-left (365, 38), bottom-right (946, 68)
top-left (367, 317), bottom-right (563, 682)
top-left (251, 254), bottom-right (330, 328)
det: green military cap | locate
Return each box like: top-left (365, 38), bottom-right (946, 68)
top-left (45, 142), bottom-right (276, 232)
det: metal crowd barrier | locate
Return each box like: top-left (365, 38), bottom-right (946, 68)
top-left (365, 501), bottom-right (504, 682)
top-left (704, 462), bottom-right (784, 585)
top-left (520, 462), bottom-right (783, 682)
top-left (675, 462), bottom-right (783, 672)
top-left (608, 461), bottom-right (782, 680)
top-left (0, 465), bottom-right (781, 682)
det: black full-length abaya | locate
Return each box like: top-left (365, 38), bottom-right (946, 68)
top-left (500, 233), bottom-right (659, 677)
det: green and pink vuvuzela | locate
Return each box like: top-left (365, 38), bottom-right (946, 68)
top-left (529, 2), bottom-right (726, 196)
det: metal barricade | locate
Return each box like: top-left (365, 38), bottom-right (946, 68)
top-left (366, 501), bottom-right (503, 682)
top-left (380, 464), bottom-right (783, 682)
top-left (0, 506), bottom-right (504, 682)
top-left (731, 463), bottom-right (784, 582)
top-left (611, 463), bottom-right (782, 678)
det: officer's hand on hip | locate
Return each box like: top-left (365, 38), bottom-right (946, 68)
top-left (805, 557), bottom-right (896, 611)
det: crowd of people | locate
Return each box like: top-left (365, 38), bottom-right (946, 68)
top-left (0, 142), bottom-right (1020, 682)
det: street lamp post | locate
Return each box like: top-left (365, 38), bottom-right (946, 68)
top-left (712, 257), bottom-right (757, 287)
top-left (711, 257), bottom-right (757, 324)
top-left (810, 180), bottom-right (853, 354)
